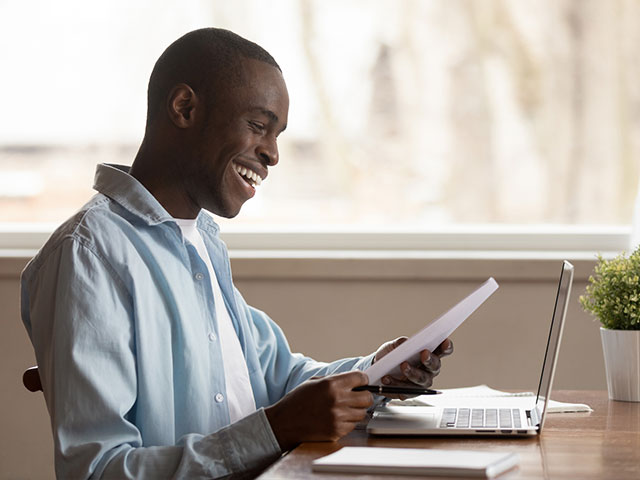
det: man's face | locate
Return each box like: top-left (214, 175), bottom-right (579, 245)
top-left (186, 59), bottom-right (289, 218)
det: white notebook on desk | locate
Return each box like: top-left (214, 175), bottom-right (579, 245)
top-left (312, 447), bottom-right (519, 478)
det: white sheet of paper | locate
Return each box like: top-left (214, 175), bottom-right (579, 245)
top-left (364, 278), bottom-right (499, 384)
top-left (389, 385), bottom-right (593, 413)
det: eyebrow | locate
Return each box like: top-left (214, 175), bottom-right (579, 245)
top-left (251, 107), bottom-right (287, 133)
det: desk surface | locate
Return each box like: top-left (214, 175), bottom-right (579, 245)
top-left (257, 391), bottom-right (640, 479)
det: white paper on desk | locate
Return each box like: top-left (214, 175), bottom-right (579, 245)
top-left (365, 278), bottom-right (499, 384)
top-left (389, 385), bottom-right (593, 413)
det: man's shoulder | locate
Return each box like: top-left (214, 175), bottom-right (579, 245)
top-left (24, 193), bottom-right (141, 276)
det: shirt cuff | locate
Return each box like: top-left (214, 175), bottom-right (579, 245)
top-left (219, 407), bottom-right (282, 473)
top-left (353, 351), bottom-right (376, 373)
top-left (254, 407), bottom-right (282, 455)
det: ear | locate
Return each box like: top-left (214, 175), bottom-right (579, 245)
top-left (166, 83), bottom-right (198, 128)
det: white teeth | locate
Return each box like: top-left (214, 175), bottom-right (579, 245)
top-left (233, 162), bottom-right (263, 187)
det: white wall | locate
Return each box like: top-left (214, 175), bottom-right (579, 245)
top-left (0, 254), bottom-right (604, 479)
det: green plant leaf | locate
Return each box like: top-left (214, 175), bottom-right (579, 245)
top-left (580, 247), bottom-right (640, 330)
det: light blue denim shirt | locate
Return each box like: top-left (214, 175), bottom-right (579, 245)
top-left (21, 163), bottom-right (374, 479)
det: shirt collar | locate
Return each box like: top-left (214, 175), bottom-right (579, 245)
top-left (93, 163), bottom-right (220, 234)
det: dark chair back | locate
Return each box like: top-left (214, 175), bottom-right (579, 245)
top-left (23, 366), bottom-right (43, 392)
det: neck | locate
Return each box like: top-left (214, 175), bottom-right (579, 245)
top-left (130, 137), bottom-right (201, 219)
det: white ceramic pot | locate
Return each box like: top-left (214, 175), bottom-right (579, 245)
top-left (600, 327), bottom-right (640, 402)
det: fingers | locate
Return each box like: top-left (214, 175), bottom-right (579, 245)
top-left (401, 361), bottom-right (433, 387)
top-left (377, 377), bottom-right (433, 396)
top-left (394, 347), bottom-right (442, 387)
top-left (383, 343), bottom-right (450, 388)
top-left (433, 338), bottom-right (454, 357)
top-left (332, 370), bottom-right (369, 388)
top-left (420, 350), bottom-right (441, 374)
top-left (329, 418), bottom-right (364, 441)
top-left (325, 375), bottom-right (373, 438)
top-left (344, 406), bottom-right (371, 422)
top-left (322, 371), bottom-right (373, 407)
top-left (346, 388), bottom-right (374, 408)
top-left (381, 375), bottom-right (402, 385)
top-left (373, 336), bottom-right (409, 363)
top-left (266, 372), bottom-right (375, 449)
top-left (392, 336), bottom-right (409, 347)
top-left (404, 339), bottom-right (453, 387)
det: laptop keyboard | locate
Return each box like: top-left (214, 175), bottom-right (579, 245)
top-left (440, 408), bottom-right (522, 429)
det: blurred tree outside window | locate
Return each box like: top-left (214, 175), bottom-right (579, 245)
top-left (1, 0), bottom-right (639, 229)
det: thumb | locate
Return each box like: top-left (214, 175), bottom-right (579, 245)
top-left (375, 336), bottom-right (408, 362)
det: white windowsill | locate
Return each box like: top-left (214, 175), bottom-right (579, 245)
top-left (0, 223), bottom-right (631, 252)
top-left (0, 224), bottom-right (628, 280)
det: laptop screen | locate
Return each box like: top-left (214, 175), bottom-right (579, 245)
top-left (534, 260), bottom-right (574, 427)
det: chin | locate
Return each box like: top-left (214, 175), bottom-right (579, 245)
top-left (220, 210), bottom-right (241, 219)
top-left (207, 202), bottom-right (243, 219)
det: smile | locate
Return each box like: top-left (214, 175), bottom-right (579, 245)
top-left (233, 162), bottom-right (263, 187)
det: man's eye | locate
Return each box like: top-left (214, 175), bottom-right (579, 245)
top-left (249, 121), bottom-right (265, 132)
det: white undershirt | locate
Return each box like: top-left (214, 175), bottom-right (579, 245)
top-left (175, 218), bottom-right (256, 423)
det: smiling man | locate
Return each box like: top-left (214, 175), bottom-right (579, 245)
top-left (21, 28), bottom-right (452, 479)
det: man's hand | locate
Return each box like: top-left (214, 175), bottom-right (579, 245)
top-left (264, 371), bottom-right (373, 451)
top-left (373, 337), bottom-right (454, 391)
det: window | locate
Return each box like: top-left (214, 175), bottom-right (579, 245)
top-left (1, 1), bottom-right (639, 244)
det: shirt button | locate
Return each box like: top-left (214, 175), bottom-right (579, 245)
top-left (208, 332), bottom-right (216, 342)
top-left (194, 272), bottom-right (204, 281)
top-left (215, 393), bottom-right (224, 403)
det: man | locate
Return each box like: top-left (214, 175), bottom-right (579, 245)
top-left (21, 28), bottom-right (453, 479)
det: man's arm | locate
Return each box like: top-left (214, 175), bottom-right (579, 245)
top-left (22, 238), bottom-right (281, 479)
top-left (238, 296), bottom-right (375, 406)
top-left (240, 296), bottom-right (451, 403)
top-left (239, 299), bottom-right (452, 450)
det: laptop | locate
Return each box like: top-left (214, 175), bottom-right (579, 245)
top-left (367, 260), bottom-right (574, 437)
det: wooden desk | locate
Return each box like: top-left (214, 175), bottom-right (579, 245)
top-left (257, 391), bottom-right (640, 479)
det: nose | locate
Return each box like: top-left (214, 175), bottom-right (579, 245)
top-left (256, 136), bottom-right (279, 167)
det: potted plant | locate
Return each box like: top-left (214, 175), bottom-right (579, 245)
top-left (580, 248), bottom-right (640, 402)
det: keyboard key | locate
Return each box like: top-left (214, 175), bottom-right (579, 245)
top-left (456, 408), bottom-right (470, 428)
top-left (499, 409), bottom-right (512, 428)
top-left (485, 409), bottom-right (498, 428)
top-left (513, 409), bottom-right (522, 428)
top-left (471, 409), bottom-right (484, 428)
top-left (440, 408), bottom-right (457, 428)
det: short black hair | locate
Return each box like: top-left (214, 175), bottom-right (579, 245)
top-left (146, 28), bottom-right (281, 125)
